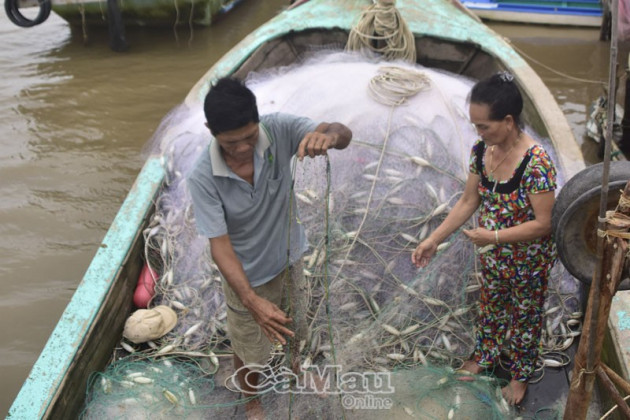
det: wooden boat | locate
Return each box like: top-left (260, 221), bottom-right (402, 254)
top-left (461, 0), bottom-right (603, 27)
top-left (8, 0), bottom-right (590, 418)
top-left (53, 0), bottom-right (246, 27)
top-left (4, 0), bottom-right (246, 28)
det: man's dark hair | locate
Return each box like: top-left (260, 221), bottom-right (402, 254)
top-left (204, 77), bottom-right (260, 135)
top-left (470, 72), bottom-right (523, 128)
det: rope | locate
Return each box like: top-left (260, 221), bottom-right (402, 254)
top-left (368, 66), bottom-right (431, 105)
top-left (601, 394), bottom-right (630, 420)
top-left (346, 0), bottom-right (416, 62)
top-left (595, 190), bottom-right (630, 239)
top-left (323, 157), bottom-right (346, 420)
top-left (570, 366), bottom-right (596, 390)
top-left (506, 41), bottom-right (605, 86)
top-left (604, 230), bottom-right (630, 240)
top-left (619, 190), bottom-right (630, 212)
top-left (173, 0), bottom-right (180, 43)
top-left (370, 64), bottom-right (471, 182)
top-left (188, 0), bottom-right (195, 46)
top-left (594, 189), bottom-right (630, 239)
top-left (286, 159), bottom-right (298, 377)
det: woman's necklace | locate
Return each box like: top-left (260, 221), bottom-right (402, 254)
top-left (487, 135), bottom-right (519, 193)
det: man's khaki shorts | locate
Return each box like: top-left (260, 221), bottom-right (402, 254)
top-left (222, 261), bottom-right (308, 368)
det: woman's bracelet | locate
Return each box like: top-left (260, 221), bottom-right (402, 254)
top-left (494, 230), bottom-right (499, 244)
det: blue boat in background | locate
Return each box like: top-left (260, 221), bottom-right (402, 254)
top-left (462, 0), bottom-right (603, 27)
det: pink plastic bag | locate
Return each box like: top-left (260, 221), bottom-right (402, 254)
top-left (133, 262), bottom-right (157, 308)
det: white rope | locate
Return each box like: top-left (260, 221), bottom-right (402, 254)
top-left (368, 66), bottom-right (431, 106)
top-left (600, 394), bottom-right (630, 419)
top-left (346, 0), bottom-right (416, 62)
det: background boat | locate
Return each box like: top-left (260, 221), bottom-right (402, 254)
top-left (462, 0), bottom-right (603, 27)
top-left (4, 0), bottom-right (247, 29)
top-left (7, 0), bottom-right (594, 418)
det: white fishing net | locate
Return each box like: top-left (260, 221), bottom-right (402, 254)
top-left (82, 49), bottom-right (582, 419)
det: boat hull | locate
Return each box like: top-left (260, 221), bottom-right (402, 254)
top-left (51, 0), bottom-right (244, 27)
top-left (8, 0), bottom-right (587, 418)
top-left (462, 0), bottom-right (603, 27)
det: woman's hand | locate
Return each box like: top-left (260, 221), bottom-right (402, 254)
top-left (462, 227), bottom-right (494, 246)
top-left (412, 238), bottom-right (438, 268)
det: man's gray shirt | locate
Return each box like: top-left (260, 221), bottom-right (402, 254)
top-left (187, 112), bottom-right (318, 287)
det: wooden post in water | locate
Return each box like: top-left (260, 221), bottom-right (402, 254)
top-left (107, 0), bottom-right (128, 52)
top-left (601, 0), bottom-right (611, 41)
top-left (564, 182), bottom-right (630, 418)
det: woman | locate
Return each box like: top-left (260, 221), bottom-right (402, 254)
top-left (411, 72), bottom-right (557, 405)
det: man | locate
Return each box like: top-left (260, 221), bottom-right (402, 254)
top-left (187, 77), bottom-right (352, 418)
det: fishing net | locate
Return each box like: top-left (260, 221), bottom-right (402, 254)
top-left (81, 357), bottom-right (516, 419)
top-left (81, 356), bottom-right (242, 419)
top-left (82, 49), bottom-right (583, 418)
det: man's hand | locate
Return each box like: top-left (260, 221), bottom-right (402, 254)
top-left (297, 131), bottom-right (338, 161)
top-left (246, 294), bottom-right (295, 345)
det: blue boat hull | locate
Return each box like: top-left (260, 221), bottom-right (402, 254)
top-left (462, 0), bottom-right (603, 27)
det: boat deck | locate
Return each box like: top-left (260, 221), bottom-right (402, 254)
top-left (205, 339), bottom-right (606, 419)
top-left (515, 290), bottom-right (630, 418)
top-left (505, 342), bottom-right (604, 418)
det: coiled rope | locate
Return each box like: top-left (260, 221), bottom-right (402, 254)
top-left (368, 65), bottom-right (430, 106)
top-left (346, 0), bottom-right (416, 63)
